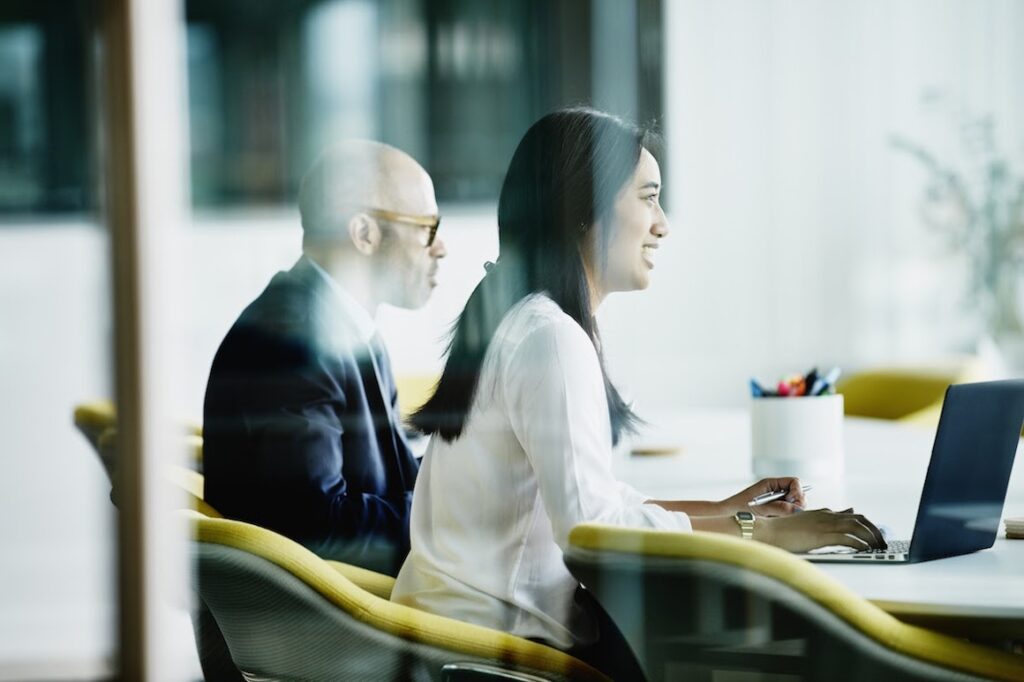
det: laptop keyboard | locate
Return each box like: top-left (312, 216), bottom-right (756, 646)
top-left (860, 540), bottom-right (910, 555)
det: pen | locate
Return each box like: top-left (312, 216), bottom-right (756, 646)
top-left (748, 484), bottom-right (813, 507)
top-left (804, 367), bottom-right (818, 396)
top-left (811, 367), bottom-right (841, 396)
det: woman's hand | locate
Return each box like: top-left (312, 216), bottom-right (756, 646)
top-left (720, 477), bottom-right (807, 517)
top-left (754, 508), bottom-right (887, 553)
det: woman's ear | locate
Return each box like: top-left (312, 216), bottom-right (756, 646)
top-left (348, 213), bottom-right (382, 255)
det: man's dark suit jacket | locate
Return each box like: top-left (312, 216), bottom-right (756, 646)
top-left (203, 257), bottom-right (419, 575)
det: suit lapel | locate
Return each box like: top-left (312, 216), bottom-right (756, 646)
top-left (360, 337), bottom-right (412, 494)
top-left (289, 257), bottom-right (417, 493)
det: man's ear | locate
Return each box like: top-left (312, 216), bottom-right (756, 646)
top-left (348, 213), bottom-right (382, 255)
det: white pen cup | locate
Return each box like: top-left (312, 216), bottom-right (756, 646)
top-left (750, 394), bottom-right (844, 480)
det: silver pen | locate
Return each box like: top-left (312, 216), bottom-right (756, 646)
top-left (748, 484), bottom-right (812, 507)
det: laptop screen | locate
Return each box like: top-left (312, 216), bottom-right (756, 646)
top-left (909, 380), bottom-right (1024, 562)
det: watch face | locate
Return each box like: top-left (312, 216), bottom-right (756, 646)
top-left (737, 511), bottom-right (755, 522)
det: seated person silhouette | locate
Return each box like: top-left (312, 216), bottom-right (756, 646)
top-left (393, 109), bottom-right (883, 678)
top-left (204, 140), bottom-right (446, 575)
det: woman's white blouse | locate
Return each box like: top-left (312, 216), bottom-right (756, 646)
top-left (391, 294), bottom-right (691, 649)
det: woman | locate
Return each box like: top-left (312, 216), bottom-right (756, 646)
top-left (392, 108), bottom-right (884, 662)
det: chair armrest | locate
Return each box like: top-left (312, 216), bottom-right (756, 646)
top-left (323, 561), bottom-right (396, 600)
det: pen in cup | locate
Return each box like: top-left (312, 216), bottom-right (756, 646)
top-left (748, 484), bottom-right (813, 507)
top-left (810, 367), bottom-right (841, 396)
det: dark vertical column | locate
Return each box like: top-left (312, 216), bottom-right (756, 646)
top-left (98, 0), bottom-right (148, 676)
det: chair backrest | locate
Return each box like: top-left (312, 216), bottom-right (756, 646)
top-left (394, 373), bottom-right (440, 420)
top-left (837, 363), bottom-right (979, 421)
top-left (73, 400), bottom-right (118, 439)
top-left (73, 401), bottom-right (118, 480)
top-left (189, 511), bottom-right (607, 682)
top-left (92, 429), bottom-right (222, 517)
top-left (72, 401), bottom-right (204, 472)
top-left (565, 523), bottom-right (1023, 682)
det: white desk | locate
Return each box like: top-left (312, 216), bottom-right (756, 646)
top-left (615, 410), bottom-right (1024, 638)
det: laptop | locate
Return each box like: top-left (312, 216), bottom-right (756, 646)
top-left (800, 379), bottom-right (1024, 564)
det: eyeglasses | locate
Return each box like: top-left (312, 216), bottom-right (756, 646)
top-left (361, 207), bottom-right (441, 247)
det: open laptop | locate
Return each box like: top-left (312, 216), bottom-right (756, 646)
top-left (801, 379), bottom-right (1024, 564)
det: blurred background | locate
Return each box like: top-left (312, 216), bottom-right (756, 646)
top-left (1, 0), bottom-right (1022, 678)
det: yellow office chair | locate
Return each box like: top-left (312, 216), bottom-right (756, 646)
top-left (73, 400), bottom-right (119, 478)
top-left (91, 428), bottom-right (221, 517)
top-left (188, 511), bottom-right (608, 681)
top-left (395, 373), bottom-right (439, 421)
top-left (838, 361), bottom-right (981, 424)
top-left (71, 405), bottom-right (243, 678)
top-left (565, 523), bottom-right (1024, 682)
top-left (192, 532), bottom-right (401, 682)
top-left (72, 400), bottom-right (203, 438)
top-left (72, 400), bottom-right (204, 471)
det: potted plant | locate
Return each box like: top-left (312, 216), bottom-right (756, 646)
top-left (891, 98), bottom-right (1024, 372)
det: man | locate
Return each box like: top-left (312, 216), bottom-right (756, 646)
top-left (203, 141), bottom-right (446, 575)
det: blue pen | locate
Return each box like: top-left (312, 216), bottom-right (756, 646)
top-left (812, 367), bottom-right (841, 396)
top-left (750, 378), bottom-right (766, 397)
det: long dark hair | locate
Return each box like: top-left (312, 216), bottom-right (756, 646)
top-left (412, 107), bottom-right (652, 444)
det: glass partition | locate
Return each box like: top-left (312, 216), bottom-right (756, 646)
top-left (3, 1), bottom-right (1022, 680)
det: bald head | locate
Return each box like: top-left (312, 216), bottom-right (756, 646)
top-left (299, 140), bottom-right (437, 247)
top-left (297, 140), bottom-right (446, 312)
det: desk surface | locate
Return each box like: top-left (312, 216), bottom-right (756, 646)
top-left (615, 410), bottom-right (1024, 635)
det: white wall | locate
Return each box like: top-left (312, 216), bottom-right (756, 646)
top-left (0, 222), bottom-right (116, 676)
top-left (599, 0), bottom-right (1024, 411)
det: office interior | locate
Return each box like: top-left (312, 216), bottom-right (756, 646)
top-left (1, 0), bottom-right (1022, 680)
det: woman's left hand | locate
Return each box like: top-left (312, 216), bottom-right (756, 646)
top-left (720, 477), bottom-right (806, 517)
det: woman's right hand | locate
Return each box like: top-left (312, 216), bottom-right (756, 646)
top-left (753, 508), bottom-right (886, 553)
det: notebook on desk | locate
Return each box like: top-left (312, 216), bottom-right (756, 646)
top-left (800, 379), bottom-right (1024, 564)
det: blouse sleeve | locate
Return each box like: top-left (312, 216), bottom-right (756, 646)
top-left (502, 317), bottom-right (691, 550)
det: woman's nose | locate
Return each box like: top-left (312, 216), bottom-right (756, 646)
top-left (652, 210), bottom-right (669, 238)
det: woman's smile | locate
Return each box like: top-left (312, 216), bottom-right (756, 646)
top-left (641, 243), bottom-right (658, 268)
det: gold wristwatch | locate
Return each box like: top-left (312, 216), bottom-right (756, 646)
top-left (734, 510), bottom-right (755, 540)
